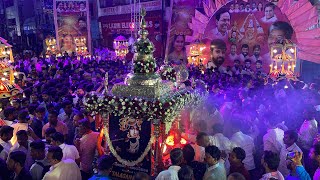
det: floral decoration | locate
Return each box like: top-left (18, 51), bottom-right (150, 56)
top-left (84, 90), bottom-right (205, 123)
top-left (134, 58), bottom-right (156, 74)
top-left (134, 39), bottom-right (154, 55)
top-left (160, 66), bottom-right (176, 82)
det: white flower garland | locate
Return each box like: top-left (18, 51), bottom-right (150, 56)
top-left (104, 121), bottom-right (154, 167)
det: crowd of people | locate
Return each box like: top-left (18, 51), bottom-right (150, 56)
top-left (156, 39), bottom-right (320, 180)
top-left (0, 37), bottom-right (319, 180)
top-left (0, 55), bottom-right (133, 180)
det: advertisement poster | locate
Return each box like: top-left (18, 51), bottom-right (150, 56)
top-left (99, 10), bottom-right (163, 57)
top-left (53, 0), bottom-right (92, 54)
top-left (166, 0), bottom-right (296, 71)
top-left (108, 115), bottom-right (152, 180)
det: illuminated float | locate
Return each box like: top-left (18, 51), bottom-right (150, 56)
top-left (84, 9), bottom-right (205, 179)
top-left (45, 36), bottom-right (58, 57)
top-left (74, 36), bottom-right (88, 56)
top-left (0, 37), bottom-right (21, 98)
top-left (113, 35), bottom-right (129, 59)
top-left (269, 39), bottom-right (298, 81)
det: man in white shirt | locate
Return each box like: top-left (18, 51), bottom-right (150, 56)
top-left (51, 132), bottom-right (80, 163)
top-left (228, 44), bottom-right (239, 62)
top-left (278, 130), bottom-right (302, 177)
top-left (43, 146), bottom-right (81, 180)
top-left (10, 110), bottom-right (31, 146)
top-left (263, 114), bottom-right (284, 155)
top-left (261, 3), bottom-right (278, 23)
top-left (230, 115), bottom-right (255, 171)
top-left (260, 151), bottom-right (284, 180)
top-left (206, 9), bottom-right (230, 41)
top-left (0, 125), bottom-right (13, 160)
top-left (30, 140), bottom-right (51, 180)
top-left (156, 148), bottom-right (183, 180)
top-left (250, 44), bottom-right (263, 62)
top-left (238, 44), bottom-right (250, 62)
top-left (299, 107), bottom-right (318, 151)
top-left (203, 145), bottom-right (227, 180)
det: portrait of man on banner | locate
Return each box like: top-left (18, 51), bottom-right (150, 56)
top-left (205, 9), bottom-right (231, 41)
top-left (54, 0), bottom-right (91, 54)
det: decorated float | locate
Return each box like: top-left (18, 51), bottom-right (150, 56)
top-left (0, 37), bottom-right (21, 98)
top-left (84, 9), bottom-right (205, 179)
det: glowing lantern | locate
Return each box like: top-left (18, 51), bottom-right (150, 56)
top-left (113, 36), bottom-right (129, 59)
top-left (45, 36), bottom-right (57, 56)
top-left (269, 39), bottom-right (297, 81)
top-left (74, 36), bottom-right (88, 56)
top-left (187, 40), bottom-right (206, 66)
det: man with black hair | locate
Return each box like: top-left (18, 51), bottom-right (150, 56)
top-left (230, 114), bottom-right (255, 172)
top-left (206, 9), bottom-right (231, 41)
top-left (299, 106), bottom-right (318, 151)
top-left (58, 100), bottom-right (79, 143)
top-left (0, 125), bottom-right (13, 160)
top-left (264, 21), bottom-right (294, 64)
top-left (242, 59), bottom-right (254, 76)
top-left (3, 106), bottom-right (16, 125)
top-left (278, 130), bottom-right (302, 177)
top-left (203, 145), bottom-right (226, 180)
top-left (255, 60), bottom-right (265, 75)
top-left (30, 140), bottom-right (51, 180)
top-left (206, 39), bottom-right (227, 73)
top-left (73, 112), bottom-right (85, 139)
top-left (250, 44), bottom-right (263, 62)
top-left (229, 147), bottom-right (250, 180)
top-left (42, 110), bottom-right (68, 139)
top-left (263, 113), bottom-right (284, 155)
top-left (11, 110), bottom-right (31, 145)
top-left (239, 44), bottom-right (250, 62)
top-left (156, 148), bottom-right (183, 180)
top-left (0, 155), bottom-right (11, 179)
top-left (309, 143), bottom-right (320, 179)
top-left (10, 130), bottom-right (34, 170)
top-left (228, 44), bottom-right (239, 62)
top-left (88, 155), bottom-right (115, 180)
top-left (182, 144), bottom-right (207, 180)
top-left (228, 172), bottom-right (246, 180)
top-left (178, 165), bottom-right (194, 180)
top-left (261, 3), bottom-right (277, 23)
top-left (44, 127), bottom-right (56, 148)
top-left (51, 132), bottom-right (80, 163)
top-left (43, 146), bottom-right (81, 180)
top-left (260, 151), bottom-right (284, 180)
top-left (75, 119), bottom-right (99, 179)
top-left (7, 150), bottom-right (33, 180)
top-left (30, 106), bottom-right (46, 139)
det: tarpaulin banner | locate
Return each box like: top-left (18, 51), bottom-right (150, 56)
top-left (53, 0), bottom-right (92, 54)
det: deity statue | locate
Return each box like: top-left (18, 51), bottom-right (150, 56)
top-left (240, 14), bottom-right (265, 49)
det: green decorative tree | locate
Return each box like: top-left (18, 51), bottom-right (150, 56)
top-left (133, 8), bottom-right (156, 74)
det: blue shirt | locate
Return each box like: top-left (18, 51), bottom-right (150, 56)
top-left (285, 166), bottom-right (311, 180)
top-left (88, 174), bottom-right (112, 180)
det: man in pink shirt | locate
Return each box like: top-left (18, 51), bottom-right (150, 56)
top-left (74, 119), bottom-right (98, 180)
top-left (42, 111), bottom-right (68, 140)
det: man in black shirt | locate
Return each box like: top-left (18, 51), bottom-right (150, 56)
top-left (6, 150), bottom-right (33, 180)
